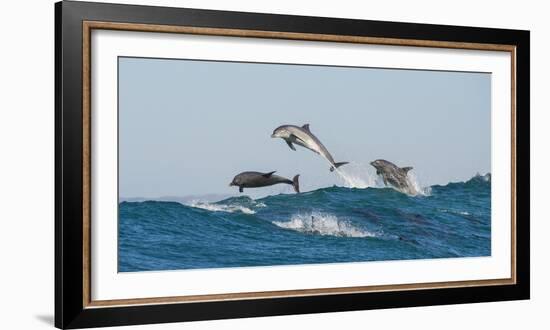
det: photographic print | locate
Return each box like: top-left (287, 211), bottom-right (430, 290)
top-left (118, 57), bottom-right (491, 272)
top-left (56, 3), bottom-right (529, 327)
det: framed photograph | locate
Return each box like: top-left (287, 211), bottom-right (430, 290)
top-left (55, 1), bottom-right (530, 328)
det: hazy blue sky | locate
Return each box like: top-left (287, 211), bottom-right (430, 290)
top-left (119, 57), bottom-right (490, 198)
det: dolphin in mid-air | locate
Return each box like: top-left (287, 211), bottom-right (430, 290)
top-left (271, 124), bottom-right (348, 172)
top-left (370, 159), bottom-right (416, 195)
top-left (229, 171), bottom-right (300, 193)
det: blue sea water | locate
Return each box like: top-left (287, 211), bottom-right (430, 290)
top-left (118, 175), bottom-right (490, 272)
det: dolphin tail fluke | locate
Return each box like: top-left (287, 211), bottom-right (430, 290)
top-left (330, 162), bottom-right (349, 172)
top-left (292, 175), bottom-right (300, 193)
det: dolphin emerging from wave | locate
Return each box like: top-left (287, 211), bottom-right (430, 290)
top-left (271, 124), bottom-right (348, 172)
top-left (229, 171), bottom-right (300, 193)
top-left (370, 159), bottom-right (416, 195)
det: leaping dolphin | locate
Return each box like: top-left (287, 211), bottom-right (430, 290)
top-left (370, 159), bottom-right (416, 195)
top-left (271, 124), bottom-right (348, 172)
top-left (229, 171), bottom-right (300, 193)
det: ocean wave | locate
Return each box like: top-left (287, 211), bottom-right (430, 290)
top-left (272, 212), bottom-right (377, 238)
top-left (119, 177), bottom-right (491, 271)
top-left (474, 172), bottom-right (491, 182)
top-left (432, 172), bottom-right (491, 190)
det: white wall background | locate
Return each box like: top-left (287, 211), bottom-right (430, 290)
top-left (0, 0), bottom-right (546, 329)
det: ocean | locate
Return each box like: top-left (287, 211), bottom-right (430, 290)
top-left (118, 174), bottom-right (491, 272)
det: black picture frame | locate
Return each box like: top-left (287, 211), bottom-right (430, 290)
top-left (55, 1), bottom-right (530, 328)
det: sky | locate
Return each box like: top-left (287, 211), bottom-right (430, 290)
top-left (118, 57), bottom-right (491, 199)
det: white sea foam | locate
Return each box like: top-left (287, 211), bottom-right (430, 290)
top-left (254, 202), bottom-right (267, 208)
top-left (329, 160), bottom-right (430, 196)
top-left (272, 212), bottom-right (377, 238)
top-left (333, 163), bottom-right (380, 189)
top-left (188, 201), bottom-right (256, 214)
top-left (406, 172), bottom-right (431, 196)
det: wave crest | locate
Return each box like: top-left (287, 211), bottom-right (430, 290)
top-left (188, 198), bottom-right (264, 214)
top-left (272, 212), bottom-right (377, 238)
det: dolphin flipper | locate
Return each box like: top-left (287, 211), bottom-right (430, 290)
top-left (239, 186), bottom-right (243, 193)
top-left (286, 140), bottom-right (296, 151)
top-left (291, 134), bottom-right (307, 145)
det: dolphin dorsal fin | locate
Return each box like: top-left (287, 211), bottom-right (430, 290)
top-left (401, 166), bottom-right (413, 173)
top-left (263, 171), bottom-right (276, 178)
top-left (302, 124), bottom-right (311, 131)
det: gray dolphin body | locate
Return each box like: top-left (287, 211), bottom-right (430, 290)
top-left (271, 124), bottom-right (348, 172)
top-left (370, 159), bottom-right (416, 195)
top-left (229, 171), bottom-right (300, 193)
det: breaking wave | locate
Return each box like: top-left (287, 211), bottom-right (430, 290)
top-left (272, 212), bottom-right (378, 238)
top-left (187, 196), bottom-right (266, 214)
